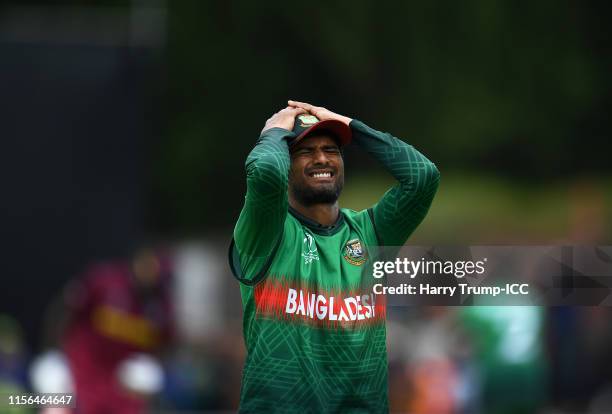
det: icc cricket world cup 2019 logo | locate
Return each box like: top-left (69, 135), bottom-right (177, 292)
top-left (302, 233), bottom-right (319, 264)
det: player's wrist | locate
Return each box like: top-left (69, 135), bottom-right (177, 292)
top-left (261, 126), bottom-right (290, 134)
top-left (336, 115), bottom-right (352, 126)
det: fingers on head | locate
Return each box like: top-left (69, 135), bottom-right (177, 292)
top-left (277, 104), bottom-right (307, 116)
top-left (289, 100), bottom-right (310, 109)
top-left (286, 107), bottom-right (305, 115)
top-left (276, 107), bottom-right (292, 115)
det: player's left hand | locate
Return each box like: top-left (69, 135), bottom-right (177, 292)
top-left (288, 100), bottom-right (352, 126)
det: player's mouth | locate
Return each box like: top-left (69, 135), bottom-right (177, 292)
top-left (306, 169), bottom-right (335, 182)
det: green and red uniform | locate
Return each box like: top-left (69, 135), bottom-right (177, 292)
top-left (229, 120), bottom-right (439, 413)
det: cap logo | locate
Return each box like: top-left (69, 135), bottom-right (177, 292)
top-left (298, 114), bottom-right (319, 127)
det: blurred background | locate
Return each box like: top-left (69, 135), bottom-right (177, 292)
top-left (1, 0), bottom-right (611, 413)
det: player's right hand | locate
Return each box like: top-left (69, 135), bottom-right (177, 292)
top-left (262, 106), bottom-right (307, 133)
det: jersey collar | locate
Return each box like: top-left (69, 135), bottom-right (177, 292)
top-left (288, 206), bottom-right (345, 236)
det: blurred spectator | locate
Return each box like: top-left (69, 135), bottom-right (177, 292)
top-left (0, 314), bottom-right (29, 389)
top-left (460, 306), bottom-right (547, 414)
top-left (0, 314), bottom-right (33, 413)
top-left (61, 248), bottom-right (174, 414)
top-left (161, 243), bottom-right (244, 410)
top-left (388, 308), bottom-right (466, 414)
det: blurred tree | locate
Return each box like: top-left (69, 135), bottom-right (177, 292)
top-left (151, 0), bottom-right (611, 233)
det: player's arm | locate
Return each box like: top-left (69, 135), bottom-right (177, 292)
top-left (287, 100), bottom-right (439, 246)
top-left (350, 120), bottom-right (440, 245)
top-left (231, 106), bottom-right (306, 284)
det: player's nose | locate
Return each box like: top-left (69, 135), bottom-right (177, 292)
top-left (312, 149), bottom-right (330, 164)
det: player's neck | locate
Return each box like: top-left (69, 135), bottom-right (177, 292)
top-left (289, 199), bottom-right (339, 227)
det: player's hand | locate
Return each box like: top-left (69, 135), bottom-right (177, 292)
top-left (288, 100), bottom-right (352, 126)
top-left (262, 106), bottom-right (307, 133)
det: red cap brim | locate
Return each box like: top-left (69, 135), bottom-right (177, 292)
top-left (293, 119), bottom-right (352, 146)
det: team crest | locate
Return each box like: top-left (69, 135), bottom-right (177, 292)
top-left (343, 238), bottom-right (367, 266)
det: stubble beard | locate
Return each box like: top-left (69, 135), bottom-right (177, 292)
top-left (289, 177), bottom-right (344, 207)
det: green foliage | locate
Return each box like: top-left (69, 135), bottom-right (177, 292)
top-left (154, 1), bottom-right (610, 232)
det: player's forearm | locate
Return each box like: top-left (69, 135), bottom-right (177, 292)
top-left (350, 120), bottom-right (439, 190)
top-left (350, 119), bottom-right (440, 245)
top-left (245, 127), bottom-right (292, 196)
top-left (234, 127), bottom-right (292, 258)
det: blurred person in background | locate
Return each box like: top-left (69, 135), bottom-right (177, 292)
top-left (548, 183), bottom-right (612, 411)
top-left (404, 308), bottom-right (465, 414)
top-left (0, 315), bottom-right (29, 389)
top-left (459, 306), bottom-right (546, 414)
top-left (161, 243), bottom-right (245, 411)
top-left (0, 314), bottom-right (33, 413)
top-left (61, 247), bottom-right (174, 414)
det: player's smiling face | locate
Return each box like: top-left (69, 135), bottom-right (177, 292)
top-left (289, 134), bottom-right (344, 206)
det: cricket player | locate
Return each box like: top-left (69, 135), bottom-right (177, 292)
top-left (62, 248), bottom-right (173, 414)
top-left (229, 100), bottom-right (439, 413)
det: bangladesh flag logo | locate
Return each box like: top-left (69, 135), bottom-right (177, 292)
top-left (343, 238), bottom-right (367, 266)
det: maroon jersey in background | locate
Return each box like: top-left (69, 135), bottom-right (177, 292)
top-left (63, 252), bottom-right (174, 414)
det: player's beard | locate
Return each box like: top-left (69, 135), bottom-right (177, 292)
top-left (289, 175), bottom-right (344, 207)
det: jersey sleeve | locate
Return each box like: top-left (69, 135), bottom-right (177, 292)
top-left (350, 119), bottom-right (440, 246)
top-left (230, 127), bottom-right (293, 284)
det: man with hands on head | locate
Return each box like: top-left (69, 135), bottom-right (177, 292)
top-left (229, 100), bottom-right (439, 413)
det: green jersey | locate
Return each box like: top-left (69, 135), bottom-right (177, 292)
top-left (230, 120), bottom-right (439, 413)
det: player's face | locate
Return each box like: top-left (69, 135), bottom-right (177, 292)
top-left (289, 134), bottom-right (344, 206)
